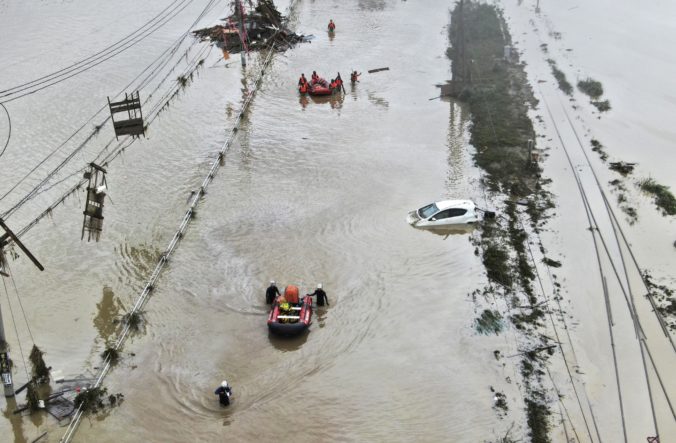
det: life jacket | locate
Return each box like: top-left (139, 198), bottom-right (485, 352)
top-left (299, 83), bottom-right (308, 93)
top-left (330, 81), bottom-right (337, 89)
top-left (328, 22), bottom-right (335, 31)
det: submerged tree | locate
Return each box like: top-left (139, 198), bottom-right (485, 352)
top-left (29, 345), bottom-right (50, 384)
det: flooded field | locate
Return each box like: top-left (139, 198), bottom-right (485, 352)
top-left (0, 0), bottom-right (674, 442)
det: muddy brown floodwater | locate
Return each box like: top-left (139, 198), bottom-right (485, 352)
top-left (2, 0), bottom-right (674, 442)
top-left (0, 0), bottom-right (513, 441)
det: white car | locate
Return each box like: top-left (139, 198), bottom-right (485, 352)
top-left (407, 199), bottom-right (479, 227)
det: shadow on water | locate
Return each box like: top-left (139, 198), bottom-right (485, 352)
top-left (267, 330), bottom-right (309, 352)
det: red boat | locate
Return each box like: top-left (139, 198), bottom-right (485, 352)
top-left (309, 77), bottom-right (333, 96)
top-left (267, 285), bottom-right (312, 336)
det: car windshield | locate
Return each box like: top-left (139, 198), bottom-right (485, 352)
top-left (419, 203), bottom-right (439, 219)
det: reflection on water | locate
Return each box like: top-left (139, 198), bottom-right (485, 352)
top-left (446, 100), bottom-right (470, 190)
top-left (308, 93), bottom-right (345, 110)
top-left (367, 91), bottom-right (388, 108)
top-left (409, 223), bottom-right (476, 238)
top-left (268, 329), bottom-right (309, 352)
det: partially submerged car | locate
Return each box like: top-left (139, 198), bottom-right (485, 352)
top-left (407, 199), bottom-right (479, 228)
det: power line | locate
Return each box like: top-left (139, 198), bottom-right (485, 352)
top-left (0, 0), bottom-right (223, 216)
top-left (0, 103), bottom-right (10, 158)
top-left (0, 0), bottom-right (194, 103)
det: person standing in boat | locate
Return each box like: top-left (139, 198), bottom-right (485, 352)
top-left (310, 283), bottom-right (329, 306)
top-left (266, 280), bottom-right (280, 304)
top-left (214, 380), bottom-right (232, 406)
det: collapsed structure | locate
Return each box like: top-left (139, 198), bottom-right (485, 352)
top-left (192, 0), bottom-right (308, 53)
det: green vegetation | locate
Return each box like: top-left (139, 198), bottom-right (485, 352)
top-left (476, 309), bottom-right (504, 335)
top-left (449, 4), bottom-right (556, 441)
top-left (638, 178), bottom-right (676, 215)
top-left (577, 77), bottom-right (603, 98)
top-left (74, 386), bottom-right (123, 414)
top-left (26, 382), bottom-right (41, 411)
top-left (643, 271), bottom-right (675, 330)
top-left (546, 59), bottom-right (572, 95)
top-left (29, 345), bottom-right (50, 384)
top-left (122, 310), bottom-right (146, 332)
top-left (449, 2), bottom-right (537, 196)
top-left (591, 99), bottom-right (611, 112)
top-left (526, 398), bottom-right (551, 443)
top-left (482, 243), bottom-right (513, 287)
top-left (590, 138), bottom-right (608, 161)
top-left (101, 346), bottom-right (120, 365)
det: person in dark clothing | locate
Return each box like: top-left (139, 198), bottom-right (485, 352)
top-left (266, 280), bottom-right (280, 304)
top-left (310, 283), bottom-right (329, 306)
top-left (214, 380), bottom-right (232, 406)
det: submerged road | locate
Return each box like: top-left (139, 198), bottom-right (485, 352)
top-left (1, 1), bottom-right (507, 441)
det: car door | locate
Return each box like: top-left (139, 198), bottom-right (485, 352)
top-left (429, 208), bottom-right (468, 225)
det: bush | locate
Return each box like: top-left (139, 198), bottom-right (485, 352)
top-left (577, 78), bottom-right (604, 98)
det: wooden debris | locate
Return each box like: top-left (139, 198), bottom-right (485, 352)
top-left (192, 0), bottom-right (308, 53)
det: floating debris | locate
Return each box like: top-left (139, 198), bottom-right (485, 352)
top-left (192, 0), bottom-right (309, 53)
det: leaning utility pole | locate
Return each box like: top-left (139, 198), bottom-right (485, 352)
top-left (0, 218), bottom-right (44, 397)
top-left (236, 0), bottom-right (247, 66)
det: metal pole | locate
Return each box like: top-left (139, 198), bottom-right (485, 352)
top-left (0, 283), bottom-right (14, 397)
top-left (237, 0), bottom-right (246, 67)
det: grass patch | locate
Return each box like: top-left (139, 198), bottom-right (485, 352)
top-left (591, 99), bottom-right (611, 112)
top-left (638, 178), bottom-right (676, 215)
top-left (449, 2), bottom-right (537, 196)
top-left (476, 309), bottom-right (504, 335)
top-left (526, 398), bottom-right (551, 443)
top-left (101, 346), bottom-right (120, 365)
top-left (577, 77), bottom-right (603, 99)
top-left (482, 243), bottom-right (513, 287)
top-left (590, 138), bottom-right (608, 161)
top-left (547, 59), bottom-right (572, 95)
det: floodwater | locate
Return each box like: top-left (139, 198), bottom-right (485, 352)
top-left (498, 0), bottom-right (676, 441)
top-left (0, 0), bottom-right (506, 441)
top-left (1, 0), bottom-right (674, 442)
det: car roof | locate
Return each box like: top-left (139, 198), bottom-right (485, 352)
top-left (434, 199), bottom-right (476, 211)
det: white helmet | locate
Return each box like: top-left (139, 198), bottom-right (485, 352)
top-left (317, 283), bottom-right (323, 289)
top-left (221, 380), bottom-right (228, 387)
top-left (270, 280), bottom-right (275, 285)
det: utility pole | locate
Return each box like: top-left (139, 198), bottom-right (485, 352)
top-left (0, 218), bottom-right (44, 397)
top-left (236, 0), bottom-right (247, 67)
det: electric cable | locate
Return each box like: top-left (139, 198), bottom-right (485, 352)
top-left (0, 0), bottom-right (222, 216)
top-left (0, 103), bottom-right (10, 158)
top-left (0, 0), bottom-right (195, 103)
top-left (0, 0), bottom-right (186, 96)
top-left (1, 276), bottom-right (30, 381)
